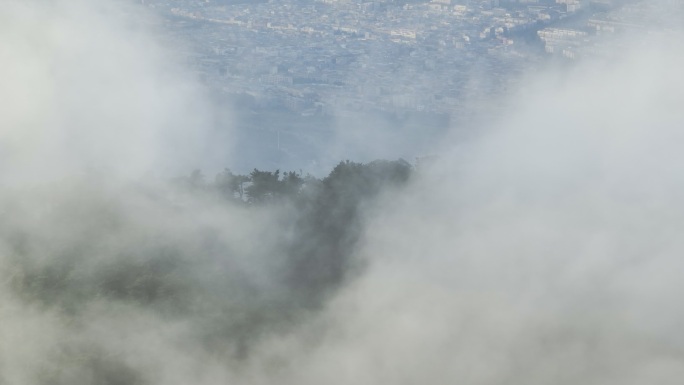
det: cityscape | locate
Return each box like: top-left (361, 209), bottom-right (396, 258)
top-left (129, 0), bottom-right (682, 171)
top-left (143, 0), bottom-right (673, 118)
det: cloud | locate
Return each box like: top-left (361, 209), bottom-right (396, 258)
top-left (242, 26), bottom-right (684, 385)
top-left (2, 1), bottom-right (684, 384)
top-left (0, 0), bottom-right (219, 184)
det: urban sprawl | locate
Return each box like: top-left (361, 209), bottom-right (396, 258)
top-left (143, 0), bottom-right (678, 117)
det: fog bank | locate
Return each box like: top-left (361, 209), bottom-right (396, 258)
top-left (0, 0), bottom-right (221, 185)
top-left (2, 1), bottom-right (684, 384)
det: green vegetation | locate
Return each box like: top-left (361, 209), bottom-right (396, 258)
top-left (2, 159), bottom-right (414, 370)
top-left (177, 158), bottom-right (414, 305)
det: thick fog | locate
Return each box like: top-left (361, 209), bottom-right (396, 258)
top-left (0, 0), bottom-right (229, 184)
top-left (2, 0), bottom-right (684, 384)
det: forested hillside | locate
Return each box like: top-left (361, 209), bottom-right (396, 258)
top-left (2, 159), bottom-right (413, 376)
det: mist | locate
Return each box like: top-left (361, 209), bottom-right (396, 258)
top-left (0, 0), bottom-right (227, 183)
top-left (2, 0), bottom-right (684, 384)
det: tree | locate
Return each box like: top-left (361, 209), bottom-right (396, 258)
top-left (245, 169), bottom-right (280, 204)
top-left (284, 159), bottom-right (413, 304)
top-left (215, 168), bottom-right (248, 201)
top-left (281, 171), bottom-right (304, 198)
top-left (244, 169), bottom-right (306, 204)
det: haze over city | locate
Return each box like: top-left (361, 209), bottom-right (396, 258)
top-left (1, 0), bottom-right (684, 384)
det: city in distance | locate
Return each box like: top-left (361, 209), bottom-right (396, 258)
top-left (2, 1), bottom-right (684, 384)
top-left (142, 0), bottom-right (675, 173)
